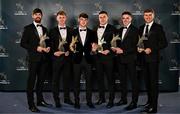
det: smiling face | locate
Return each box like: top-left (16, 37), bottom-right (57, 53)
top-left (144, 12), bottom-right (154, 24)
top-left (121, 14), bottom-right (132, 27)
top-left (56, 14), bottom-right (67, 26)
top-left (99, 13), bottom-right (108, 25)
top-left (78, 17), bottom-right (88, 28)
top-left (32, 13), bottom-right (42, 23)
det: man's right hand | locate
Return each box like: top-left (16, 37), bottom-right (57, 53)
top-left (54, 51), bottom-right (65, 57)
top-left (137, 47), bottom-right (144, 53)
top-left (91, 43), bottom-right (98, 52)
top-left (37, 46), bottom-right (44, 53)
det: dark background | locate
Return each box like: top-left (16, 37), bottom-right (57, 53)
top-left (0, 0), bottom-right (179, 91)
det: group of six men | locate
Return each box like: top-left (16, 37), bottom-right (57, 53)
top-left (20, 8), bottom-right (168, 113)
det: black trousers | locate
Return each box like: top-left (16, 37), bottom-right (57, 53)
top-left (52, 57), bottom-right (72, 103)
top-left (73, 57), bottom-right (93, 103)
top-left (117, 61), bottom-right (139, 103)
top-left (144, 62), bottom-right (159, 109)
top-left (95, 59), bottom-right (115, 102)
top-left (27, 60), bottom-right (47, 107)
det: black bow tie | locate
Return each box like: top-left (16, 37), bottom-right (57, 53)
top-left (37, 24), bottom-right (42, 27)
top-left (123, 27), bottom-right (127, 29)
top-left (80, 29), bottom-right (86, 32)
top-left (59, 27), bottom-right (66, 30)
top-left (99, 26), bottom-right (105, 28)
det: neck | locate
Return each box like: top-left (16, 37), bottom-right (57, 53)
top-left (79, 26), bottom-right (86, 29)
top-left (59, 24), bottom-right (65, 27)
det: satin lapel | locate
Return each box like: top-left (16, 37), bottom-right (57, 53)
top-left (101, 24), bottom-right (109, 40)
top-left (84, 29), bottom-right (89, 45)
top-left (32, 24), bottom-right (39, 38)
top-left (66, 27), bottom-right (70, 42)
top-left (122, 26), bottom-right (131, 41)
top-left (56, 26), bottom-right (62, 41)
top-left (77, 29), bottom-right (82, 44)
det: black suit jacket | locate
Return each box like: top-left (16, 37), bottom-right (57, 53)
top-left (95, 24), bottom-right (117, 61)
top-left (71, 28), bottom-right (96, 64)
top-left (139, 22), bottom-right (168, 62)
top-left (117, 24), bottom-right (139, 63)
top-left (49, 26), bottom-right (73, 59)
top-left (21, 23), bottom-right (49, 62)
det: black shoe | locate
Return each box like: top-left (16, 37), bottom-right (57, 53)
top-left (125, 102), bottom-right (137, 110)
top-left (55, 102), bottom-right (62, 108)
top-left (140, 102), bottom-right (150, 108)
top-left (142, 107), bottom-right (157, 113)
top-left (96, 99), bottom-right (106, 105)
top-left (64, 99), bottom-right (74, 105)
top-left (115, 100), bottom-right (127, 106)
top-left (37, 101), bottom-right (50, 107)
top-left (87, 102), bottom-right (95, 108)
top-left (144, 103), bottom-right (150, 109)
top-left (74, 102), bottom-right (80, 109)
top-left (29, 106), bottom-right (40, 112)
top-left (106, 102), bottom-right (114, 108)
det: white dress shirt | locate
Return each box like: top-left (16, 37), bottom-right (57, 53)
top-left (121, 23), bottom-right (131, 40)
top-left (97, 23), bottom-right (107, 45)
top-left (33, 21), bottom-right (43, 37)
top-left (143, 21), bottom-right (154, 36)
top-left (58, 25), bottom-right (67, 41)
top-left (79, 27), bottom-right (87, 46)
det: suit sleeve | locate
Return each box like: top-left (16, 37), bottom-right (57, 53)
top-left (49, 29), bottom-right (56, 54)
top-left (150, 25), bottom-right (168, 52)
top-left (20, 26), bottom-right (37, 52)
top-left (158, 25), bottom-right (168, 50)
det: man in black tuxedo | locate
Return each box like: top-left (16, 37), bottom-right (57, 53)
top-left (49, 11), bottom-right (74, 108)
top-left (138, 9), bottom-right (168, 113)
top-left (92, 11), bottom-right (116, 108)
top-left (71, 13), bottom-right (96, 109)
top-left (112, 11), bottom-right (139, 110)
top-left (20, 8), bottom-right (51, 112)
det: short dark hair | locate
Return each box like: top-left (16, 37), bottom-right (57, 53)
top-left (56, 10), bottom-right (67, 16)
top-left (144, 8), bottom-right (155, 14)
top-left (79, 13), bottom-right (88, 19)
top-left (32, 8), bottom-right (42, 15)
top-left (122, 11), bottom-right (132, 17)
top-left (99, 11), bottom-right (108, 16)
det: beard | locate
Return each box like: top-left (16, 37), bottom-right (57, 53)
top-left (34, 17), bottom-right (41, 23)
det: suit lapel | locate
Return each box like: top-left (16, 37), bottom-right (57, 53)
top-left (101, 24), bottom-right (109, 40)
top-left (84, 28), bottom-right (89, 46)
top-left (56, 26), bottom-right (62, 41)
top-left (148, 23), bottom-right (155, 36)
top-left (122, 25), bottom-right (131, 41)
top-left (66, 27), bottom-right (70, 42)
top-left (32, 24), bottom-right (39, 38)
top-left (77, 28), bottom-right (83, 44)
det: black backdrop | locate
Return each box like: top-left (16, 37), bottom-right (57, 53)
top-left (0, 0), bottom-right (179, 91)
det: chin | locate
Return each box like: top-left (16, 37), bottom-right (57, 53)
top-left (35, 20), bottom-right (41, 23)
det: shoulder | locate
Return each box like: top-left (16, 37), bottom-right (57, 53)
top-left (130, 24), bottom-right (138, 31)
top-left (107, 24), bottom-right (116, 30)
top-left (24, 23), bottom-right (34, 30)
top-left (153, 23), bottom-right (163, 29)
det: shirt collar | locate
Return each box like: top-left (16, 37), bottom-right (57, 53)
top-left (99, 23), bottom-right (108, 29)
top-left (79, 27), bottom-right (87, 30)
top-left (146, 21), bottom-right (154, 28)
top-left (33, 21), bottom-right (41, 27)
top-left (58, 25), bottom-right (66, 28)
top-left (124, 23), bottom-right (131, 29)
